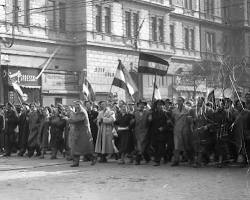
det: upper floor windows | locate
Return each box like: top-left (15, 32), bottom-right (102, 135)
top-left (48, 0), bottom-right (57, 30)
top-left (184, 0), bottom-right (193, 10)
top-left (95, 5), bottom-right (102, 32)
top-left (59, 2), bottom-right (66, 32)
top-left (24, 0), bottom-right (30, 26)
top-left (95, 4), bottom-right (111, 34)
top-left (125, 11), bottom-right (132, 37)
top-left (151, 15), bottom-right (164, 42)
top-left (170, 24), bottom-right (175, 47)
top-left (13, 0), bottom-right (19, 25)
top-left (124, 10), bottom-right (139, 38)
top-left (184, 27), bottom-right (195, 50)
top-left (104, 7), bottom-right (111, 34)
top-left (204, 0), bottom-right (214, 16)
top-left (206, 32), bottom-right (216, 53)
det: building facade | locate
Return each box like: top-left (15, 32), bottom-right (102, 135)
top-left (0, 0), bottom-right (249, 105)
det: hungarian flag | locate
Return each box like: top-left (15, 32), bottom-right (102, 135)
top-left (138, 53), bottom-right (169, 76)
top-left (112, 60), bottom-right (138, 96)
top-left (83, 79), bottom-right (95, 101)
top-left (207, 89), bottom-right (216, 110)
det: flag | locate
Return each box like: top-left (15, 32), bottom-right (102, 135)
top-left (153, 82), bottom-right (161, 100)
top-left (138, 53), bottom-right (169, 76)
top-left (83, 79), bottom-right (95, 101)
top-left (112, 60), bottom-right (138, 96)
top-left (12, 82), bottom-right (24, 97)
top-left (207, 89), bottom-right (216, 110)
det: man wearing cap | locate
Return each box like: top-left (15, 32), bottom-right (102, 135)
top-left (132, 99), bottom-right (151, 165)
top-left (3, 102), bottom-right (18, 156)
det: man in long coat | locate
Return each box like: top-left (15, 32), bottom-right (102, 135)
top-left (68, 101), bottom-right (96, 167)
top-left (150, 100), bottom-right (171, 166)
top-left (18, 105), bottom-right (30, 156)
top-left (95, 101), bottom-right (116, 163)
top-left (171, 97), bottom-right (191, 166)
top-left (3, 102), bottom-right (18, 156)
top-left (27, 103), bottom-right (41, 157)
top-left (132, 100), bottom-right (151, 165)
top-left (49, 104), bottom-right (66, 159)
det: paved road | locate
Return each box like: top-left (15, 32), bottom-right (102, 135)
top-left (0, 155), bottom-right (250, 200)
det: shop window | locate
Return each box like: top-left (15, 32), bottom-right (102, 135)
top-left (55, 98), bottom-right (62, 106)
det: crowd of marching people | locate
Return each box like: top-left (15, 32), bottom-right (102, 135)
top-left (0, 93), bottom-right (250, 168)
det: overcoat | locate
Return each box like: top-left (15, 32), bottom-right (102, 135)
top-left (69, 108), bottom-right (93, 155)
top-left (172, 106), bottom-right (190, 151)
top-left (95, 108), bottom-right (115, 154)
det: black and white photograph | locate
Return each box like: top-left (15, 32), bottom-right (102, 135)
top-left (0, 0), bottom-right (250, 199)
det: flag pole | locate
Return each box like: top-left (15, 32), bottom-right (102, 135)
top-left (152, 72), bottom-right (157, 103)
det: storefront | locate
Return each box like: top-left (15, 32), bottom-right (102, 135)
top-left (7, 66), bottom-right (41, 105)
top-left (41, 70), bottom-right (80, 106)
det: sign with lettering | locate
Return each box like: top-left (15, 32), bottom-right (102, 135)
top-left (8, 67), bottom-right (40, 86)
top-left (42, 72), bottom-right (79, 93)
top-left (93, 67), bottom-right (115, 78)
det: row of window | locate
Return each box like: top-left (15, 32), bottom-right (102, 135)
top-left (12, 0), bottom-right (66, 31)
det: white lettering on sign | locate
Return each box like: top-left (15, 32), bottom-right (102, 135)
top-left (9, 70), bottom-right (36, 83)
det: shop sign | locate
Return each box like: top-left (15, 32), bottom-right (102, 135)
top-left (93, 67), bottom-right (115, 78)
top-left (42, 72), bottom-right (79, 93)
top-left (8, 67), bottom-right (40, 86)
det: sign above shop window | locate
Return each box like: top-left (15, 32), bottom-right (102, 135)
top-left (41, 72), bottom-right (79, 94)
top-left (8, 67), bottom-right (40, 86)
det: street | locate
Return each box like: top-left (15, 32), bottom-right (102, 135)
top-left (0, 155), bottom-right (250, 200)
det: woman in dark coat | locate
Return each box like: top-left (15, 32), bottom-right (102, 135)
top-left (68, 101), bottom-right (96, 167)
top-left (114, 104), bottom-right (134, 164)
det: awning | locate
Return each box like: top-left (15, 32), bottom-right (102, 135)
top-left (20, 85), bottom-right (41, 89)
top-left (175, 85), bottom-right (195, 92)
top-left (175, 85), bottom-right (212, 93)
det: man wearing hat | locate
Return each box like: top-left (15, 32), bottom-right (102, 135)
top-left (132, 99), bottom-right (151, 165)
top-left (3, 102), bottom-right (18, 156)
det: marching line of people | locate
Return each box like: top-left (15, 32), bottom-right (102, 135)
top-left (0, 93), bottom-right (250, 168)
